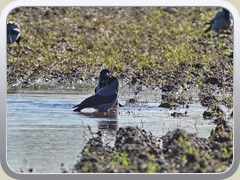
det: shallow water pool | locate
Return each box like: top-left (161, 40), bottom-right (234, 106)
top-left (7, 90), bottom-right (216, 173)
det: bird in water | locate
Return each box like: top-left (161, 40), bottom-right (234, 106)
top-left (204, 8), bottom-right (231, 33)
top-left (73, 76), bottom-right (119, 112)
top-left (7, 21), bottom-right (21, 45)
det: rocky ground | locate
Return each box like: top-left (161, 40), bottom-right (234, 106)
top-left (7, 7), bottom-right (234, 173)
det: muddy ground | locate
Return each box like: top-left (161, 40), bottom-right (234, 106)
top-left (7, 7), bottom-right (233, 173)
top-left (72, 121), bottom-right (232, 173)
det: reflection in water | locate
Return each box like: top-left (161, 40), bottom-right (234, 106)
top-left (78, 108), bottom-right (118, 131)
top-left (98, 120), bottom-right (118, 131)
top-left (79, 108), bottom-right (118, 119)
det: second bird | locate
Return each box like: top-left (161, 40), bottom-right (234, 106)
top-left (204, 8), bottom-right (231, 33)
top-left (7, 21), bottom-right (21, 45)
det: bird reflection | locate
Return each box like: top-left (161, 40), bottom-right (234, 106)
top-left (79, 109), bottom-right (118, 131)
top-left (98, 120), bottom-right (118, 131)
top-left (79, 107), bottom-right (118, 118)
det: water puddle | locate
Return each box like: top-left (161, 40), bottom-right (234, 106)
top-left (7, 90), bottom-right (217, 173)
